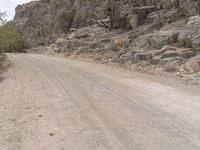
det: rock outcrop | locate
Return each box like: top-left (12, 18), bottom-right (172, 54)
top-left (185, 55), bottom-right (200, 73)
top-left (13, 0), bottom-right (200, 48)
top-left (178, 16), bottom-right (200, 51)
top-left (12, 0), bottom-right (107, 48)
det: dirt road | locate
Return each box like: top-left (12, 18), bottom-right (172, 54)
top-left (1, 54), bottom-right (200, 150)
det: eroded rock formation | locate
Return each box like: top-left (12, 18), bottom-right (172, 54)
top-left (12, 0), bottom-right (200, 77)
top-left (12, 0), bottom-right (107, 47)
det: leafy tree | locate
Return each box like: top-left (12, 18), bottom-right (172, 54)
top-left (0, 12), bottom-right (7, 71)
top-left (0, 25), bottom-right (25, 53)
top-left (0, 12), bottom-right (25, 53)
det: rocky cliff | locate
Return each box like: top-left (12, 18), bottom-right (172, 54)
top-left (13, 0), bottom-right (200, 48)
top-left (12, 0), bottom-right (107, 47)
top-left (12, 0), bottom-right (200, 80)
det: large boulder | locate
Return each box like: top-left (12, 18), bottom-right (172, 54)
top-left (185, 55), bottom-right (200, 73)
top-left (151, 45), bottom-right (195, 65)
top-left (178, 16), bottom-right (200, 51)
top-left (127, 30), bottom-right (178, 52)
top-left (146, 31), bottom-right (178, 49)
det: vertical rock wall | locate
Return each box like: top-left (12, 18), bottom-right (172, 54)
top-left (12, 0), bottom-right (107, 48)
top-left (12, 0), bottom-right (200, 48)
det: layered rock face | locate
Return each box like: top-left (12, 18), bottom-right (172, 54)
top-left (13, 0), bottom-right (200, 48)
top-left (12, 0), bottom-right (107, 47)
top-left (108, 0), bottom-right (199, 30)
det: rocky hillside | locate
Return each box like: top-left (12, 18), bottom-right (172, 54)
top-left (12, 0), bottom-right (107, 47)
top-left (12, 0), bottom-right (200, 82)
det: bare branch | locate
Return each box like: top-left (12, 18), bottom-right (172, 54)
top-left (0, 12), bottom-right (7, 26)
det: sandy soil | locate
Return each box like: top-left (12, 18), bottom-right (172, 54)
top-left (1, 53), bottom-right (200, 150)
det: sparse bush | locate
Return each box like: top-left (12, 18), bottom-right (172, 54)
top-left (59, 9), bottom-right (75, 33)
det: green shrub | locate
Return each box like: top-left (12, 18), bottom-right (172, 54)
top-left (0, 25), bottom-right (25, 53)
